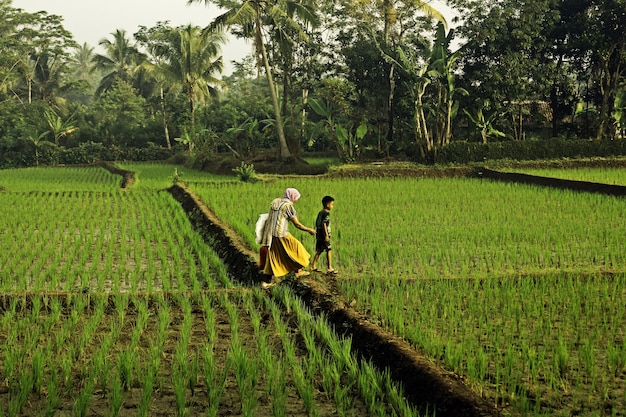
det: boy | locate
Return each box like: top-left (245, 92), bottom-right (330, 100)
top-left (311, 196), bottom-right (337, 274)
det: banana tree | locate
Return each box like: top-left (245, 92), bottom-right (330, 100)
top-left (463, 107), bottom-right (506, 144)
top-left (44, 109), bottom-right (79, 146)
top-left (430, 24), bottom-right (468, 148)
top-left (225, 117), bottom-right (272, 158)
top-left (309, 97), bottom-right (367, 160)
top-left (174, 130), bottom-right (194, 155)
top-left (392, 47), bottom-right (440, 158)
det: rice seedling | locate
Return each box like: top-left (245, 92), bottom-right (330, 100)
top-left (172, 365), bottom-right (187, 417)
top-left (229, 336), bottom-right (260, 417)
top-left (73, 377), bottom-right (95, 417)
top-left (117, 349), bottom-right (134, 392)
top-left (1, 178), bottom-right (235, 294)
top-left (270, 360), bottom-right (288, 417)
top-left (0, 166), bottom-right (120, 192)
top-left (109, 374), bottom-right (124, 417)
top-left (117, 162), bottom-right (229, 190)
top-left (607, 342), bottom-right (626, 378)
top-left (138, 360), bottom-right (157, 417)
top-left (92, 348), bottom-right (110, 399)
top-left (554, 337), bottom-right (570, 378)
top-left (45, 368), bottom-right (61, 417)
top-left (271, 287), bottom-right (422, 416)
top-left (7, 372), bottom-right (32, 416)
top-left (202, 344), bottom-right (229, 417)
top-left (30, 348), bottom-right (45, 396)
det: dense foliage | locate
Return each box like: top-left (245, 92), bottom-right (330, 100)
top-left (1, 0), bottom-right (625, 168)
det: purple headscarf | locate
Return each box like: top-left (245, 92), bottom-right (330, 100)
top-left (283, 188), bottom-right (301, 203)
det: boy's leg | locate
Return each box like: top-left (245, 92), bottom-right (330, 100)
top-left (311, 251), bottom-right (321, 270)
top-left (326, 250), bottom-right (333, 271)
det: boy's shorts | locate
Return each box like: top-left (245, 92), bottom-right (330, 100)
top-left (316, 240), bottom-right (332, 253)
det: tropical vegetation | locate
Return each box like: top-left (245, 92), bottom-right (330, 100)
top-left (1, 0), bottom-right (625, 168)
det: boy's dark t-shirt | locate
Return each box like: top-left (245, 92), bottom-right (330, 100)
top-left (315, 208), bottom-right (331, 240)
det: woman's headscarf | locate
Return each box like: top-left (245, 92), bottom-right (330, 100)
top-left (283, 188), bottom-right (301, 203)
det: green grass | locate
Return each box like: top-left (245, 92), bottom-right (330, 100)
top-left (3, 163), bottom-right (624, 416)
top-left (302, 156), bottom-right (343, 166)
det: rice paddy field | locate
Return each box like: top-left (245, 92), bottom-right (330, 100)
top-left (0, 164), bottom-right (420, 417)
top-left (1, 162), bottom-right (625, 416)
top-left (192, 169), bottom-right (626, 417)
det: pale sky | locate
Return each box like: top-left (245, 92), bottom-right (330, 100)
top-left (11, 0), bottom-right (251, 75)
top-left (11, 0), bottom-right (457, 75)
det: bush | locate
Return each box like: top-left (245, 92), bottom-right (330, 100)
top-left (0, 142), bottom-right (173, 168)
top-left (232, 162), bottom-right (257, 182)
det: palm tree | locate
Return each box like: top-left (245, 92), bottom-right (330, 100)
top-left (72, 43), bottom-right (96, 80)
top-left (31, 53), bottom-right (69, 107)
top-left (92, 29), bottom-right (145, 96)
top-left (343, 0), bottom-right (446, 145)
top-left (142, 24), bottom-right (225, 148)
top-left (188, 0), bottom-right (318, 160)
top-left (268, 1), bottom-right (319, 154)
top-left (66, 43), bottom-right (99, 103)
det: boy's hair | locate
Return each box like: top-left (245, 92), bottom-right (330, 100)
top-left (322, 195), bottom-right (334, 207)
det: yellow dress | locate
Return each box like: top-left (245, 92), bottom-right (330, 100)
top-left (261, 198), bottom-right (311, 277)
top-left (263, 235), bottom-right (311, 277)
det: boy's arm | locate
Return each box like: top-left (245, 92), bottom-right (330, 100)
top-left (323, 223), bottom-right (330, 242)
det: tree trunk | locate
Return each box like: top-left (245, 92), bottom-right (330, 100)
top-left (414, 100), bottom-right (425, 159)
top-left (595, 44), bottom-right (622, 140)
top-left (435, 83), bottom-right (445, 147)
top-left (387, 65), bottom-right (395, 150)
top-left (511, 104), bottom-right (524, 141)
top-left (160, 87), bottom-right (171, 150)
top-left (445, 97), bottom-right (453, 146)
top-left (282, 61), bottom-right (299, 155)
top-left (255, 14), bottom-right (291, 159)
top-left (188, 85), bottom-right (196, 155)
top-left (415, 90), bottom-right (430, 157)
top-left (301, 88), bottom-right (308, 142)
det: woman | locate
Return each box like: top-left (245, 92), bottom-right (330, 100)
top-left (260, 188), bottom-right (316, 286)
